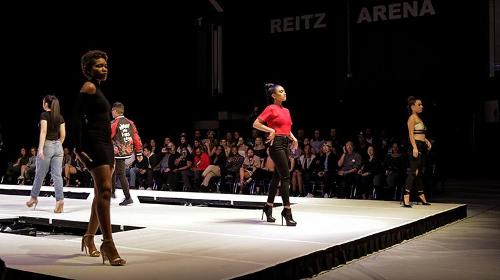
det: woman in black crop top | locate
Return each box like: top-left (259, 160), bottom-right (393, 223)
top-left (74, 50), bottom-right (125, 265)
top-left (403, 96), bottom-right (432, 207)
top-left (26, 95), bottom-right (65, 213)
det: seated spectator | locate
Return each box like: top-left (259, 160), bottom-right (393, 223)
top-left (162, 136), bottom-right (172, 151)
top-left (337, 141), bottom-right (362, 198)
top-left (201, 145), bottom-right (227, 191)
top-left (176, 135), bottom-right (193, 154)
top-left (193, 139), bottom-right (205, 153)
top-left (145, 145), bottom-right (161, 189)
top-left (219, 138), bottom-right (231, 157)
top-left (225, 132), bottom-right (235, 146)
top-left (149, 139), bottom-right (159, 154)
top-left (383, 142), bottom-right (407, 200)
top-left (182, 146), bottom-right (210, 191)
top-left (310, 129), bottom-right (325, 155)
top-left (225, 145), bottom-right (244, 178)
top-left (289, 147), bottom-right (300, 196)
top-left (316, 142), bottom-right (339, 198)
top-left (358, 146), bottom-right (383, 199)
top-left (63, 147), bottom-right (78, 187)
top-left (233, 131), bottom-right (241, 143)
top-left (328, 128), bottom-right (342, 152)
top-left (296, 128), bottom-right (305, 143)
top-left (19, 147), bottom-right (37, 185)
top-left (357, 133), bottom-right (369, 160)
top-left (254, 147), bottom-right (274, 194)
top-left (247, 128), bottom-right (260, 147)
top-left (297, 144), bottom-right (317, 197)
top-left (161, 142), bottom-right (180, 190)
top-left (239, 148), bottom-right (261, 194)
top-left (203, 130), bottom-right (217, 154)
top-left (130, 146), bottom-right (154, 190)
top-left (252, 136), bottom-right (267, 159)
top-left (4, 147), bottom-right (29, 184)
top-left (237, 137), bottom-right (249, 157)
top-left (193, 130), bottom-right (202, 142)
top-left (173, 147), bottom-right (193, 191)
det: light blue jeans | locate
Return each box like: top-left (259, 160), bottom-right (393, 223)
top-left (31, 140), bottom-right (64, 201)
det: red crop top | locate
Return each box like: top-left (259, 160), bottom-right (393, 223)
top-left (258, 104), bottom-right (292, 135)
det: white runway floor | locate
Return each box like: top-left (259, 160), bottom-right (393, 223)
top-left (0, 185), bottom-right (466, 280)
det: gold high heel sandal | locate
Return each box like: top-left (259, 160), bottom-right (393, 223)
top-left (54, 200), bottom-right (64, 213)
top-left (100, 239), bottom-right (126, 266)
top-left (81, 234), bottom-right (100, 257)
top-left (26, 197), bottom-right (38, 210)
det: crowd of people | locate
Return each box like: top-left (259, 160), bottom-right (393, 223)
top-left (2, 126), bottom-right (442, 202)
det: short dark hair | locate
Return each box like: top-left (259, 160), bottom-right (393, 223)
top-left (81, 50), bottom-right (108, 80)
top-left (112, 102), bottom-right (125, 115)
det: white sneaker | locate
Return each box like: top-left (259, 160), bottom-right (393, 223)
top-left (139, 186), bottom-right (145, 190)
top-left (306, 193), bottom-right (314, 198)
top-left (324, 193), bottom-right (329, 198)
top-left (146, 187), bottom-right (152, 190)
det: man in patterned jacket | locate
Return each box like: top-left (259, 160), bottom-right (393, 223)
top-left (111, 102), bottom-right (143, 206)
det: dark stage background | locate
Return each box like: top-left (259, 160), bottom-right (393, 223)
top-left (0, 0), bottom-right (498, 178)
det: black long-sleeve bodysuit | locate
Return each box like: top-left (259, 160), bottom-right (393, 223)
top-left (74, 84), bottom-right (114, 170)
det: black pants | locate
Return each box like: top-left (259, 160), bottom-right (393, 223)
top-left (267, 136), bottom-right (291, 206)
top-left (113, 158), bottom-right (131, 199)
top-left (405, 140), bottom-right (427, 194)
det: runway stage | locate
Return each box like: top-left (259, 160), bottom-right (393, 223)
top-left (0, 185), bottom-right (467, 279)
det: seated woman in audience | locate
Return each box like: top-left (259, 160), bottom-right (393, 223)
top-left (200, 145), bottom-right (226, 191)
top-left (252, 136), bottom-right (267, 159)
top-left (292, 145), bottom-right (310, 197)
top-left (358, 145), bottom-right (383, 199)
top-left (237, 137), bottom-right (249, 157)
top-left (253, 147), bottom-right (274, 195)
top-left (383, 142), bottom-right (407, 200)
top-left (218, 138), bottom-right (231, 157)
top-left (19, 147), bottom-right (37, 184)
top-left (63, 147), bottom-right (78, 186)
top-left (190, 146), bottom-right (211, 190)
top-left (4, 147), bottom-right (29, 184)
top-left (225, 145), bottom-right (244, 178)
top-left (225, 132), bottom-right (234, 146)
top-left (238, 148), bottom-right (261, 193)
top-left (176, 135), bottom-right (193, 154)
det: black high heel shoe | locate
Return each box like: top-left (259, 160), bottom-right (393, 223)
top-left (418, 194), bottom-right (431, 205)
top-left (281, 208), bottom-right (297, 226)
top-left (262, 204), bottom-right (276, 223)
top-left (401, 202), bottom-right (412, 208)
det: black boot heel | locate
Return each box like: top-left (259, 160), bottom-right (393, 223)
top-left (281, 208), bottom-right (297, 226)
top-left (262, 204), bottom-right (276, 223)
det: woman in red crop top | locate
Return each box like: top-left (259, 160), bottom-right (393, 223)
top-left (253, 83), bottom-right (298, 226)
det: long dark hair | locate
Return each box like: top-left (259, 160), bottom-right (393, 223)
top-left (44, 95), bottom-right (61, 129)
top-left (407, 96), bottom-right (418, 115)
top-left (264, 83), bottom-right (280, 104)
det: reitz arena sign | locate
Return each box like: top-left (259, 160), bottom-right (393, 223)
top-left (357, 0), bottom-right (436, 23)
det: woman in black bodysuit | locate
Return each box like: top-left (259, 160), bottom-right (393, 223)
top-left (74, 50), bottom-right (125, 265)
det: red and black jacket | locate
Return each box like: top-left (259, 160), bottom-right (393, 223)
top-left (110, 116), bottom-right (143, 159)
